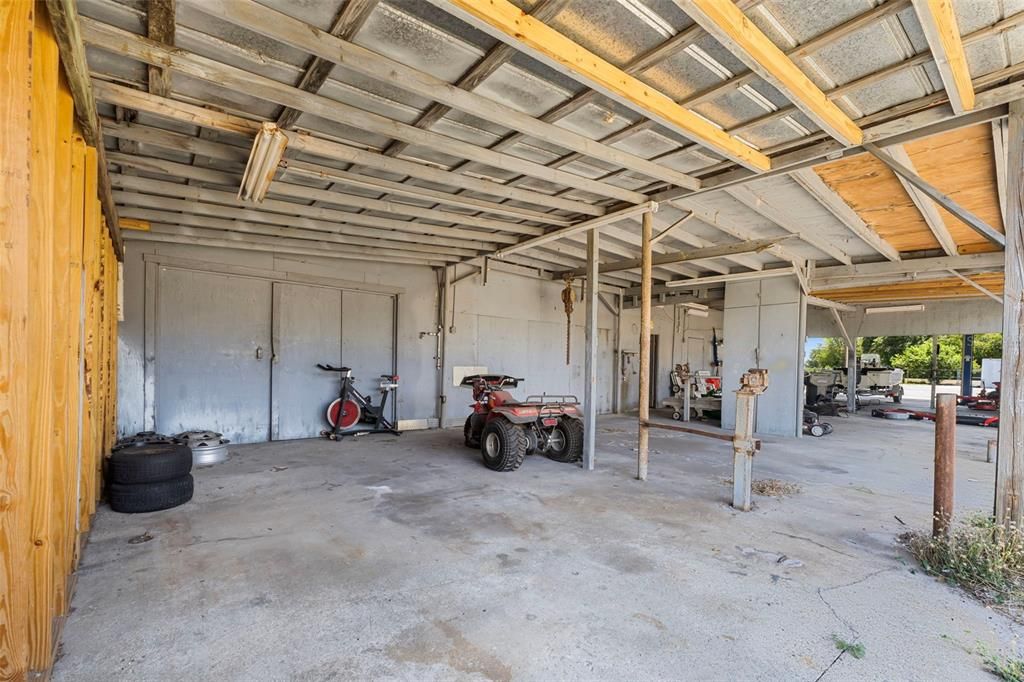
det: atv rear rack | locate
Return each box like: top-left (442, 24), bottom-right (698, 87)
top-left (524, 393), bottom-right (579, 406)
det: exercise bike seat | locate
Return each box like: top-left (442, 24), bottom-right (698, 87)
top-left (316, 364), bottom-right (351, 372)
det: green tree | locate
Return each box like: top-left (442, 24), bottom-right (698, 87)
top-left (861, 335), bottom-right (927, 366)
top-left (973, 333), bottom-right (1002, 364)
top-left (890, 336), bottom-right (962, 380)
top-left (806, 337), bottom-right (856, 370)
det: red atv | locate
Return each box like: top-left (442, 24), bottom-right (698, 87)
top-left (461, 374), bottom-right (583, 472)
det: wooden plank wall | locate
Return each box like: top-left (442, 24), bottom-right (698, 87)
top-left (1, 7), bottom-right (119, 679)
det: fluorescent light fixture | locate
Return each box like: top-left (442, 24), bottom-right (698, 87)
top-left (684, 307), bottom-right (709, 317)
top-left (865, 304), bottom-right (926, 314)
top-left (238, 122), bottom-right (288, 203)
top-left (680, 302), bottom-right (709, 311)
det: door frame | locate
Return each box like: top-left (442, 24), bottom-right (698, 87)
top-left (143, 255), bottom-right (400, 435)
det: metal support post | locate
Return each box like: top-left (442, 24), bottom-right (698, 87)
top-left (930, 335), bottom-right (939, 409)
top-left (846, 343), bottom-right (857, 414)
top-left (961, 334), bottom-right (974, 397)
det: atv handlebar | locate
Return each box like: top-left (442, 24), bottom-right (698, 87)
top-left (459, 374), bottom-right (523, 388)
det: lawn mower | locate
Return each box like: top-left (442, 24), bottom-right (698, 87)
top-left (460, 374), bottom-right (583, 472)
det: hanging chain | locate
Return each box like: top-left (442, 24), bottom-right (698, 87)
top-left (561, 277), bottom-right (576, 365)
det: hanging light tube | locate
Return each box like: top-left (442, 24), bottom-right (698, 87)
top-left (238, 122), bottom-right (288, 203)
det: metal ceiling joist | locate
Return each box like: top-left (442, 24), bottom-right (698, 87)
top-left (81, 18), bottom-right (645, 205)
top-left (812, 251), bottom-right (1003, 280)
top-left (806, 296), bottom-right (856, 312)
top-left (431, 0), bottom-right (771, 171)
top-left (672, 0), bottom-right (863, 147)
top-left (865, 142), bottom-right (1005, 248)
top-left (91, 80), bottom-right (603, 217)
top-left (624, 266), bottom-right (795, 295)
top-left (876, 144), bottom-right (958, 256)
top-left (912, 0), bottom-right (975, 115)
top-left (789, 168), bottom-right (901, 262)
top-left (946, 268), bottom-right (1004, 303)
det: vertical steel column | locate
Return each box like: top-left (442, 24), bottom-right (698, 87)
top-left (961, 334), bottom-right (974, 397)
top-left (583, 229), bottom-right (599, 471)
top-left (929, 335), bottom-right (939, 409)
top-left (636, 211), bottom-right (653, 481)
top-left (996, 98), bottom-right (1024, 529)
top-left (846, 343), bottom-right (857, 414)
top-left (934, 394), bottom-right (956, 537)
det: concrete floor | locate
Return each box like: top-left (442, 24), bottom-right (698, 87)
top-left (56, 410), bottom-right (1016, 681)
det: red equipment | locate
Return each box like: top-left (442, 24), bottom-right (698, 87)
top-left (460, 374), bottom-right (583, 472)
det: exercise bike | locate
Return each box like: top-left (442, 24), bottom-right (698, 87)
top-left (317, 364), bottom-right (400, 440)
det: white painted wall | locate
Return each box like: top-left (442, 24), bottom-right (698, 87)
top-left (118, 242), bottom-right (619, 437)
top-left (720, 277), bottom-right (804, 437)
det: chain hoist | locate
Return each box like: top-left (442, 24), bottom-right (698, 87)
top-left (561, 277), bottom-right (576, 365)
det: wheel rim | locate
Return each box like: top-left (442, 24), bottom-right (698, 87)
top-left (484, 432), bottom-right (501, 458)
top-left (548, 428), bottom-right (566, 454)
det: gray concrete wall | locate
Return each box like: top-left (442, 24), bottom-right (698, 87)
top-left (721, 277), bottom-right (804, 437)
top-left (807, 298), bottom-right (1003, 338)
top-left (118, 242), bottom-right (619, 437)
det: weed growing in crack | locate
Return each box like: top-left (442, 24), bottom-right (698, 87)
top-left (978, 645), bottom-right (1024, 682)
top-left (831, 634), bottom-right (866, 659)
top-left (900, 515), bottom-right (1024, 621)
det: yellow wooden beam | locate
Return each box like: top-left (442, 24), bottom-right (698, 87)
top-left (673, 0), bottom-right (863, 147)
top-left (439, 0), bottom-right (771, 171)
top-left (119, 217), bottom-right (150, 231)
top-left (912, 0), bottom-right (975, 114)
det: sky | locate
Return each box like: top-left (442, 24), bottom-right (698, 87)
top-left (805, 337), bottom-right (824, 361)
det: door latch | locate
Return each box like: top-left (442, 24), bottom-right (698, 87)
top-left (256, 346), bottom-right (264, 360)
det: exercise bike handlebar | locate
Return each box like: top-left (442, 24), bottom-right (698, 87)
top-left (316, 363), bottom-right (351, 372)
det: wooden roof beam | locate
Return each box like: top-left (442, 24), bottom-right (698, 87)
top-left (866, 142), bottom-right (1005, 248)
top-left (185, 0), bottom-right (702, 192)
top-left (673, 0), bottom-right (863, 147)
top-left (90, 79), bottom-right (603, 217)
top-left (789, 168), bottom-right (901, 262)
top-left (81, 18), bottom-right (644, 204)
top-left (275, 0), bottom-right (378, 130)
top-left (912, 0), bottom-right (975, 115)
top-left (44, 0), bottom-right (123, 257)
top-left (431, 0), bottom-right (770, 171)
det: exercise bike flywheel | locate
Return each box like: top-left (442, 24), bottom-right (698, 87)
top-left (327, 398), bottom-right (362, 430)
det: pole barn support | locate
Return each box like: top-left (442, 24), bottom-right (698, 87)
top-left (933, 394), bottom-right (956, 537)
top-left (583, 229), bottom-right (599, 471)
top-left (846, 343), bottom-right (857, 414)
top-left (996, 99), bottom-right (1024, 528)
top-left (637, 211), bottom-right (653, 480)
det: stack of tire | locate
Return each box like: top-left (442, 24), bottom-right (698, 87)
top-left (107, 432), bottom-right (194, 513)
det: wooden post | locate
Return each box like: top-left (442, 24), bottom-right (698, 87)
top-left (934, 394), bottom-right (956, 537)
top-left (637, 211), bottom-right (652, 480)
top-left (583, 228), bottom-right (599, 471)
top-left (996, 98), bottom-right (1024, 529)
top-left (0, 2), bottom-right (36, 677)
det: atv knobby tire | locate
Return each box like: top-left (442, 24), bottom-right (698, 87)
top-left (464, 415), bottom-right (481, 449)
top-left (108, 474), bottom-right (194, 513)
top-left (545, 418), bottom-right (583, 463)
top-left (480, 417), bottom-right (528, 472)
top-left (107, 443), bottom-right (193, 485)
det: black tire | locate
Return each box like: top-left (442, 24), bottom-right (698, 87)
top-left (464, 415), bottom-right (480, 449)
top-left (892, 388), bottom-right (903, 403)
top-left (480, 417), bottom-right (528, 472)
top-left (107, 443), bottom-right (192, 485)
top-left (809, 423), bottom-right (826, 437)
top-left (108, 475), bottom-right (194, 513)
top-left (546, 418), bottom-right (583, 463)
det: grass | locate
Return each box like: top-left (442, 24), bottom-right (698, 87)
top-left (980, 647), bottom-right (1024, 682)
top-left (832, 634), bottom-right (865, 659)
top-left (901, 515), bottom-right (1024, 621)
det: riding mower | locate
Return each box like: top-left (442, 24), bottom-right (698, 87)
top-left (460, 374), bottom-right (583, 472)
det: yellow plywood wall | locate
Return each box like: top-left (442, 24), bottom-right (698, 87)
top-left (814, 124), bottom-right (1004, 255)
top-left (813, 272), bottom-right (1004, 303)
top-left (1, 6), bottom-right (119, 679)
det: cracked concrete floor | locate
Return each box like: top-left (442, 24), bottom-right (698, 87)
top-left (55, 411), bottom-right (1018, 681)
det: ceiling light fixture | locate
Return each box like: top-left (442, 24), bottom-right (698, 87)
top-left (238, 122), bottom-right (288, 203)
top-left (865, 304), bottom-right (926, 314)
